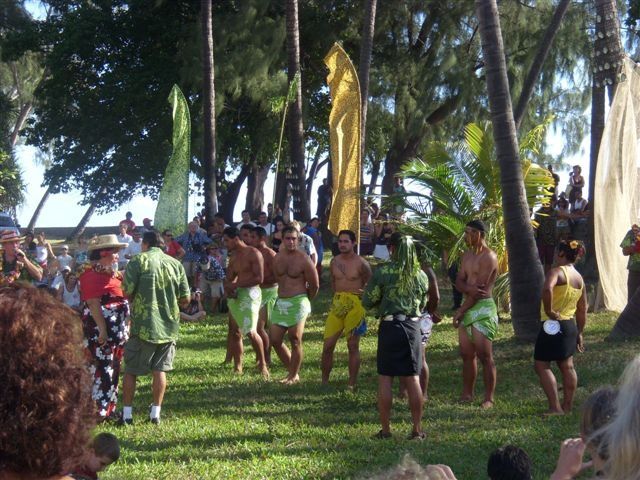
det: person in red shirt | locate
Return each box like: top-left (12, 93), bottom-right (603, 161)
top-left (79, 234), bottom-right (129, 421)
top-left (162, 229), bottom-right (185, 260)
top-left (118, 211), bottom-right (136, 234)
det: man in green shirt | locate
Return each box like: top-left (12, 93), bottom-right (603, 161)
top-left (362, 232), bottom-right (429, 440)
top-left (121, 231), bottom-right (190, 425)
top-left (0, 230), bottom-right (43, 285)
top-left (620, 225), bottom-right (640, 303)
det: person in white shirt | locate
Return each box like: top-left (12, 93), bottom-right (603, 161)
top-left (256, 211), bottom-right (275, 236)
top-left (56, 245), bottom-right (74, 272)
top-left (116, 224), bottom-right (133, 245)
top-left (236, 210), bottom-right (257, 228)
top-left (290, 220), bottom-right (317, 266)
top-left (59, 268), bottom-right (81, 312)
top-left (121, 229), bottom-right (142, 269)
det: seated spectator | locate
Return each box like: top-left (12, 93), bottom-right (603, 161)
top-left (70, 432), bottom-right (120, 480)
top-left (198, 244), bottom-right (225, 313)
top-left (180, 289), bottom-right (206, 322)
top-left (57, 244), bottom-right (75, 271)
top-left (570, 189), bottom-right (588, 217)
top-left (487, 445), bottom-right (532, 480)
top-left (59, 267), bottom-right (82, 312)
top-left (0, 284), bottom-right (95, 480)
top-left (162, 229), bottom-right (185, 260)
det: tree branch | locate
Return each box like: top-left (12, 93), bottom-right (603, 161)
top-left (513, 0), bottom-right (571, 130)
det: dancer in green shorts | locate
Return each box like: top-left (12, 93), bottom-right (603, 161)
top-left (271, 226), bottom-right (319, 384)
top-left (254, 227), bottom-right (278, 366)
top-left (453, 220), bottom-right (499, 409)
top-left (223, 227), bottom-right (269, 378)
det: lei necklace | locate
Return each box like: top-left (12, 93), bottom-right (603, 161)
top-left (92, 262), bottom-right (123, 280)
top-left (0, 252), bottom-right (23, 285)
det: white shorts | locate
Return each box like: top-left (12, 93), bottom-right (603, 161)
top-left (199, 278), bottom-right (223, 298)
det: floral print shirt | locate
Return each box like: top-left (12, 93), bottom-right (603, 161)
top-left (123, 247), bottom-right (190, 343)
top-left (362, 262), bottom-right (428, 317)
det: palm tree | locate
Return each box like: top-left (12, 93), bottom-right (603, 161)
top-left (201, 0), bottom-right (218, 226)
top-left (285, 0), bottom-right (310, 220)
top-left (398, 122), bottom-right (554, 303)
top-left (358, 0), bottom-right (377, 163)
top-left (475, 0), bottom-right (545, 341)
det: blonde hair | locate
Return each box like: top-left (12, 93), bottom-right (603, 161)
top-left (601, 355), bottom-right (640, 480)
top-left (364, 455), bottom-right (448, 480)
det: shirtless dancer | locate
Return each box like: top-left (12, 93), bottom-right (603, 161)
top-left (271, 226), bottom-right (320, 384)
top-left (321, 230), bottom-right (371, 389)
top-left (222, 227), bottom-right (269, 378)
top-left (253, 227), bottom-right (277, 366)
top-left (453, 219), bottom-right (499, 409)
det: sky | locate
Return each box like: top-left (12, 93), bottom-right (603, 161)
top-left (13, 0), bottom-right (591, 229)
top-left (14, 131), bottom-right (587, 229)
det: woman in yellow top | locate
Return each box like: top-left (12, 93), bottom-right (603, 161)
top-left (534, 240), bottom-right (587, 415)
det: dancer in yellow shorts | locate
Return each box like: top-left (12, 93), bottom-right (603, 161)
top-left (321, 230), bottom-right (372, 389)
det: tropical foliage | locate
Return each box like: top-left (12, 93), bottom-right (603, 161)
top-left (396, 121), bottom-right (554, 276)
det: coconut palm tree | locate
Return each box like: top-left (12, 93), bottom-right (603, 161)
top-left (397, 121), bottom-right (554, 311)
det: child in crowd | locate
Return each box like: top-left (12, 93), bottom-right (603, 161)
top-left (179, 288), bottom-right (207, 322)
top-left (71, 432), bottom-right (120, 480)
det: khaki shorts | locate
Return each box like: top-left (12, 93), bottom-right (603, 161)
top-left (124, 335), bottom-right (176, 375)
top-left (199, 278), bottom-right (223, 298)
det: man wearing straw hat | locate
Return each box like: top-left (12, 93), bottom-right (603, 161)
top-left (121, 231), bottom-right (190, 425)
top-left (0, 230), bottom-right (43, 285)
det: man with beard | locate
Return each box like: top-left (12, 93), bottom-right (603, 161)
top-left (453, 219), bottom-right (499, 409)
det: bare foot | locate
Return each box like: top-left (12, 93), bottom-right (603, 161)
top-left (260, 367), bottom-right (270, 380)
top-left (346, 384), bottom-right (356, 392)
top-left (459, 395), bottom-right (473, 404)
top-left (562, 404), bottom-right (573, 414)
top-left (542, 408), bottom-right (565, 417)
top-left (480, 400), bottom-right (494, 409)
top-left (233, 365), bottom-right (243, 375)
top-left (281, 375), bottom-right (300, 385)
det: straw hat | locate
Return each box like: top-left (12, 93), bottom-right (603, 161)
top-left (0, 230), bottom-right (22, 243)
top-left (87, 234), bottom-right (129, 252)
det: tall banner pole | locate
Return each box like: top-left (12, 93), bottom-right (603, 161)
top-left (324, 43), bottom-right (362, 244)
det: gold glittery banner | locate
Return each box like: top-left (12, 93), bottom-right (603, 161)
top-left (324, 43), bottom-right (361, 240)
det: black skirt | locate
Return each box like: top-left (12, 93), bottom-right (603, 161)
top-left (377, 317), bottom-right (423, 376)
top-left (534, 319), bottom-right (578, 362)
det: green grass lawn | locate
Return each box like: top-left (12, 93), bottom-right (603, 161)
top-left (99, 277), bottom-right (638, 480)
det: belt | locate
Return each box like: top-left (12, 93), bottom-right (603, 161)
top-left (382, 314), bottom-right (419, 322)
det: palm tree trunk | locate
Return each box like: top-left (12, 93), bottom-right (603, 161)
top-left (285, 0), bottom-right (310, 221)
top-left (26, 185), bottom-right (51, 231)
top-left (513, 0), bottom-right (571, 130)
top-left (66, 197), bottom-right (100, 242)
top-left (476, 0), bottom-right (544, 341)
top-left (608, 287), bottom-right (640, 340)
top-left (201, 0), bottom-right (218, 228)
top-left (368, 156), bottom-right (381, 195)
top-left (9, 102), bottom-right (32, 147)
top-left (358, 0), bottom-right (377, 163)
